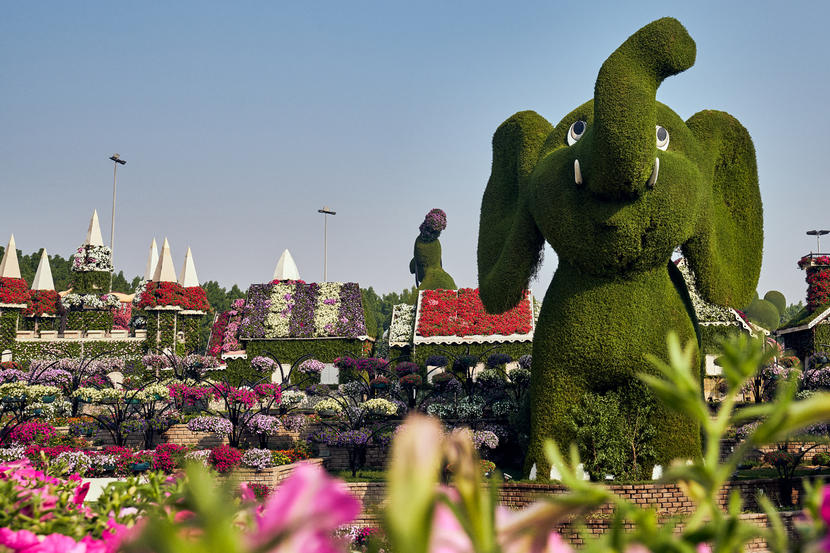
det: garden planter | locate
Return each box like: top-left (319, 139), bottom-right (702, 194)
top-left (130, 462), bottom-right (150, 472)
top-left (126, 398), bottom-right (141, 405)
top-left (2, 396), bottom-right (25, 404)
top-left (41, 395), bottom-right (55, 403)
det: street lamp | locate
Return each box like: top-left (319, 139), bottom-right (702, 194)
top-left (109, 154), bottom-right (126, 292)
top-left (317, 206), bottom-right (336, 281)
top-left (806, 229), bottom-right (830, 253)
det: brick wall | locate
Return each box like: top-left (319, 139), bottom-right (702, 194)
top-left (224, 458), bottom-right (325, 489)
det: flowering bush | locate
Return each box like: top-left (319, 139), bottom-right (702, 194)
top-left (6, 421), bottom-right (56, 445)
top-left (23, 289), bottom-right (60, 317)
top-left (472, 430), bottom-right (499, 450)
top-left (184, 449), bottom-right (211, 467)
top-left (112, 302), bottom-right (132, 330)
top-left (241, 448), bottom-right (273, 471)
top-left (245, 414), bottom-right (280, 436)
top-left (362, 398), bottom-right (399, 416)
top-left (153, 443), bottom-right (187, 472)
top-left (280, 390), bottom-right (307, 408)
top-left (0, 277), bottom-right (30, 305)
top-left (314, 398), bottom-right (344, 414)
top-left (209, 445), bottom-right (242, 473)
top-left (208, 300), bottom-right (247, 356)
top-left (418, 208), bottom-right (447, 242)
top-left (299, 358), bottom-right (325, 374)
top-left (389, 303), bottom-right (415, 344)
top-left (72, 244), bottom-right (113, 272)
top-left (135, 281), bottom-right (210, 310)
top-left (250, 355), bottom-right (277, 372)
top-left (394, 361), bottom-right (419, 377)
top-left (54, 450), bottom-right (92, 475)
top-left (72, 387), bottom-right (121, 403)
top-left (61, 293), bottom-right (120, 310)
top-left (417, 288), bottom-right (533, 338)
top-left (168, 383), bottom-right (212, 408)
top-left (246, 482), bottom-right (270, 500)
top-left (187, 416), bottom-right (233, 435)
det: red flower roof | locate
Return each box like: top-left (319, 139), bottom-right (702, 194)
top-left (415, 288), bottom-right (533, 343)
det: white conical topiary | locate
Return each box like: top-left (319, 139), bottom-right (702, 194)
top-left (179, 247), bottom-right (200, 288)
top-left (85, 210), bottom-right (105, 247)
top-left (31, 250), bottom-right (55, 291)
top-left (144, 238), bottom-right (159, 281)
top-left (273, 249), bottom-right (300, 281)
top-left (0, 235), bottom-right (22, 279)
top-left (152, 238), bottom-right (178, 283)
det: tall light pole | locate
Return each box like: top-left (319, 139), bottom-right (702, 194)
top-left (807, 229), bottom-right (830, 253)
top-left (109, 154), bottom-right (126, 292)
top-left (318, 206), bottom-right (336, 281)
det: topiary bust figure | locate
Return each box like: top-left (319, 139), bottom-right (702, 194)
top-left (410, 209), bottom-right (457, 291)
top-left (477, 18), bottom-right (762, 477)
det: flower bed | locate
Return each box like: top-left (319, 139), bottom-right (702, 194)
top-left (415, 288), bottom-right (533, 339)
top-left (0, 277), bottom-right (30, 305)
top-left (23, 290), bottom-right (60, 317)
top-left (238, 281), bottom-right (367, 339)
top-left (135, 281), bottom-right (210, 310)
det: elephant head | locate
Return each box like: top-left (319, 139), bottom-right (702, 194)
top-left (478, 17), bottom-right (762, 313)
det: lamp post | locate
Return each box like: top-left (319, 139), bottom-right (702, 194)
top-left (806, 229), bottom-right (830, 253)
top-left (318, 206), bottom-right (336, 281)
top-left (109, 154), bottom-right (126, 292)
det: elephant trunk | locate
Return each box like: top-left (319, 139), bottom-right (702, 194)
top-left (590, 17), bottom-right (696, 199)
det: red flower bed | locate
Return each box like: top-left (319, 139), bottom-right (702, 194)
top-left (136, 282), bottom-right (210, 310)
top-left (209, 445), bottom-right (242, 473)
top-left (416, 288), bottom-right (533, 338)
top-left (0, 277), bottom-right (30, 305)
top-left (153, 443), bottom-right (187, 472)
top-left (23, 289), bottom-right (60, 317)
top-left (806, 268), bottom-right (830, 312)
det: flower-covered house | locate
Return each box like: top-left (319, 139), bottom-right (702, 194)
top-left (389, 287), bottom-right (535, 365)
top-left (209, 275), bottom-right (373, 384)
top-left (777, 254), bottom-right (830, 363)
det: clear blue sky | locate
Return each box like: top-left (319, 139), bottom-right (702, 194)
top-left (1, 1), bottom-right (826, 307)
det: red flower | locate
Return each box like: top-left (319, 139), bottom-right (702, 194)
top-left (0, 278), bottom-right (30, 305)
top-left (416, 288), bottom-right (533, 338)
top-left (23, 289), bottom-right (59, 317)
top-left (136, 282), bottom-right (210, 310)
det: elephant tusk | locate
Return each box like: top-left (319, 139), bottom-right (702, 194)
top-left (574, 159), bottom-right (583, 185)
top-left (647, 157), bottom-right (659, 188)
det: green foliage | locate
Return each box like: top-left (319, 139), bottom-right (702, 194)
top-left (178, 314), bottom-right (202, 355)
top-left (12, 338), bottom-right (142, 362)
top-left (478, 18), bottom-right (761, 474)
top-left (71, 270), bottom-right (111, 294)
top-left (782, 301), bottom-right (806, 326)
top-left (745, 298), bottom-right (780, 330)
top-left (360, 287), bottom-right (380, 338)
top-left (699, 324), bottom-right (744, 354)
top-left (214, 358), bottom-right (270, 386)
top-left (566, 381), bottom-right (656, 481)
top-left (764, 290), bottom-right (787, 316)
top-left (813, 451), bottom-right (830, 466)
top-left (412, 238), bottom-right (456, 291)
top-left (244, 337), bottom-right (367, 365)
top-left (0, 310), bottom-right (18, 351)
top-left (66, 310), bottom-right (113, 332)
top-left (145, 310), bottom-right (176, 353)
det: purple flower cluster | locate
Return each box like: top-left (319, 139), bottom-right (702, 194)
top-left (251, 356), bottom-right (278, 372)
top-left (473, 430), bottom-right (499, 450)
top-left (241, 448), bottom-right (273, 471)
top-left (238, 284), bottom-right (272, 339)
top-left (289, 283), bottom-right (318, 338)
top-left (280, 414), bottom-right (308, 433)
top-left (246, 414), bottom-right (281, 435)
top-left (418, 208), bottom-right (447, 242)
top-left (299, 359), bottom-right (325, 375)
top-left (315, 428), bottom-right (371, 447)
top-left (0, 368), bottom-right (25, 383)
top-left (335, 283), bottom-right (367, 338)
top-left (187, 416), bottom-right (233, 435)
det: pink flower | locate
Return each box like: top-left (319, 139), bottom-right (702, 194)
top-left (73, 481), bottom-right (90, 505)
top-left (251, 462), bottom-right (361, 552)
top-left (0, 528), bottom-right (40, 551)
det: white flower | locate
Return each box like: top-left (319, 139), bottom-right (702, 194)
top-left (314, 398), bottom-right (344, 414)
top-left (389, 304), bottom-right (415, 344)
top-left (361, 398), bottom-right (399, 416)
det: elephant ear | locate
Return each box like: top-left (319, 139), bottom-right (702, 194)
top-left (478, 110), bottom-right (552, 314)
top-left (682, 110), bottom-right (762, 308)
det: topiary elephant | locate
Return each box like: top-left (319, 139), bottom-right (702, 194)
top-left (477, 17), bottom-right (762, 477)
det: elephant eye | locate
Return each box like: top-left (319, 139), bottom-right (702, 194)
top-left (567, 120), bottom-right (586, 146)
top-left (656, 125), bottom-right (670, 151)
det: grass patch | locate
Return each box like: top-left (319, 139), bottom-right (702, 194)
top-left (332, 469), bottom-right (386, 482)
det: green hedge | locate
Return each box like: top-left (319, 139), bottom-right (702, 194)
top-left (213, 358), bottom-right (270, 386)
top-left (66, 311), bottom-right (113, 332)
top-left (0, 310), bottom-right (18, 351)
top-left (144, 310), bottom-right (177, 353)
top-left (22, 318), bottom-right (56, 332)
top-left (412, 341), bottom-right (531, 366)
top-left (243, 338), bottom-right (369, 365)
top-left (12, 339), bottom-right (144, 362)
top-left (71, 271), bottom-right (110, 294)
top-left (178, 314), bottom-right (202, 355)
top-left (699, 324), bottom-right (745, 355)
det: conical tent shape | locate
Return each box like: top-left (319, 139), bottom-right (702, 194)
top-left (144, 238), bottom-right (159, 281)
top-left (152, 238), bottom-right (178, 283)
top-left (31, 250), bottom-right (55, 291)
top-left (179, 247), bottom-right (200, 288)
top-left (85, 210), bottom-right (105, 247)
top-left (0, 235), bottom-right (22, 279)
top-left (273, 249), bottom-right (300, 281)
